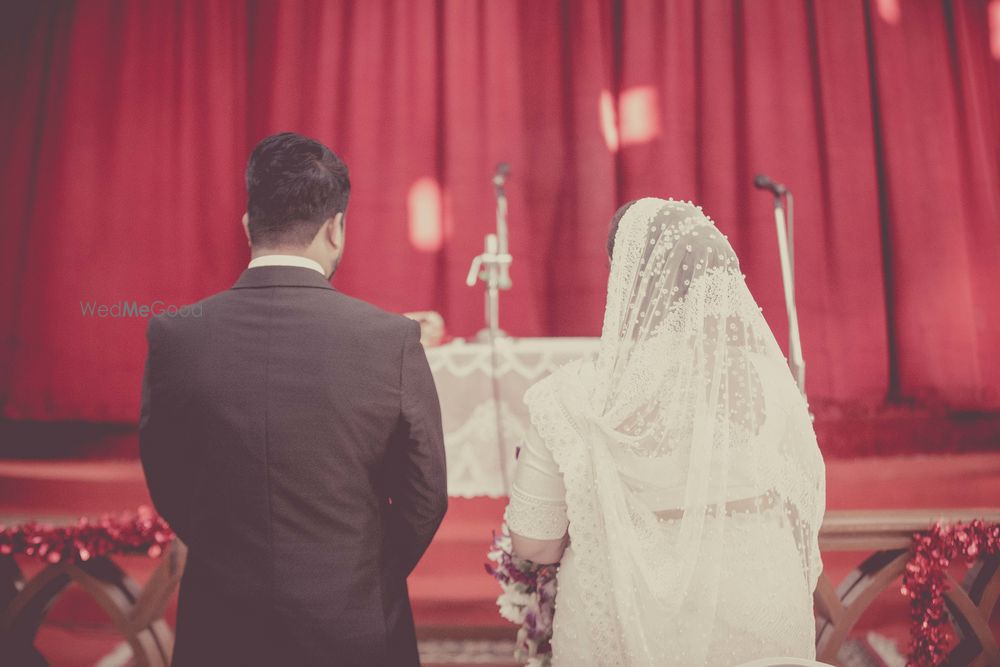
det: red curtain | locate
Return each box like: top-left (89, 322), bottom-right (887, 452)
top-left (1, 0), bottom-right (998, 423)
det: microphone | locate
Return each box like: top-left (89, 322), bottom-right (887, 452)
top-left (754, 174), bottom-right (787, 197)
top-left (493, 162), bottom-right (511, 190)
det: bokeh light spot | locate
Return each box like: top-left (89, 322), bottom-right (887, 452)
top-left (599, 90), bottom-right (619, 152)
top-left (599, 86), bottom-right (661, 153)
top-left (877, 0), bottom-right (901, 25)
top-left (990, 0), bottom-right (1000, 60)
top-left (407, 177), bottom-right (444, 252)
top-left (619, 86), bottom-right (661, 146)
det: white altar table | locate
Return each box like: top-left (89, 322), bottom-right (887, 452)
top-left (426, 337), bottom-right (599, 497)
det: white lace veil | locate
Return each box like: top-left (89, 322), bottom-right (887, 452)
top-left (526, 198), bottom-right (826, 664)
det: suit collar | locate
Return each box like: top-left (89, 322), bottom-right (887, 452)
top-left (232, 266), bottom-right (335, 290)
top-left (247, 254), bottom-right (326, 276)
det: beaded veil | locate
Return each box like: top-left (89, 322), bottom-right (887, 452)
top-left (523, 198), bottom-right (826, 664)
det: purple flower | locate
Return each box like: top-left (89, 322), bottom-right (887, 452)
top-left (485, 523), bottom-right (560, 666)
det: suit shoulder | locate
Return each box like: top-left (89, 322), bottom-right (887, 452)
top-left (331, 292), bottom-right (417, 336)
top-left (146, 289), bottom-right (225, 340)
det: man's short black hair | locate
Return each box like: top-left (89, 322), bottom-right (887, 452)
top-left (245, 132), bottom-right (350, 247)
top-left (608, 199), bottom-right (639, 259)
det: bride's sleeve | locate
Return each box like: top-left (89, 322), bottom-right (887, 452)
top-left (504, 425), bottom-right (569, 539)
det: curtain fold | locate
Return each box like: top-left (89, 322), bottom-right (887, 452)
top-left (1, 0), bottom-right (997, 423)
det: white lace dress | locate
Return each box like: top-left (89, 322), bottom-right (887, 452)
top-left (505, 401), bottom-right (816, 666)
top-left (504, 198), bottom-right (824, 666)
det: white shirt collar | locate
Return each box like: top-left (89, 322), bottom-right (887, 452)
top-left (247, 254), bottom-right (326, 277)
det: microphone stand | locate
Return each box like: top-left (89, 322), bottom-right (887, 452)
top-left (495, 173), bottom-right (512, 292)
top-left (467, 165), bottom-right (513, 341)
top-left (465, 165), bottom-right (515, 492)
top-left (465, 234), bottom-right (511, 340)
top-left (770, 190), bottom-right (806, 398)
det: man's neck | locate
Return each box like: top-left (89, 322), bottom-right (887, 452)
top-left (252, 246), bottom-right (308, 259)
top-left (249, 248), bottom-right (329, 277)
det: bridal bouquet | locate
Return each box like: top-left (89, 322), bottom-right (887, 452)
top-left (485, 524), bottom-right (559, 666)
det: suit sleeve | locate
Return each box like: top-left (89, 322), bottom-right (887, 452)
top-left (139, 317), bottom-right (192, 542)
top-left (386, 320), bottom-right (448, 576)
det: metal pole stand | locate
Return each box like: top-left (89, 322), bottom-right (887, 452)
top-left (465, 234), bottom-right (512, 342)
top-left (464, 165), bottom-right (516, 491)
top-left (770, 192), bottom-right (807, 398)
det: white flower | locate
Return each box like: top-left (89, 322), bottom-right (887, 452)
top-left (497, 593), bottom-right (527, 624)
top-left (506, 588), bottom-right (533, 606)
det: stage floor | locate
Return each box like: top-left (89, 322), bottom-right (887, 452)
top-left (1, 451), bottom-right (998, 666)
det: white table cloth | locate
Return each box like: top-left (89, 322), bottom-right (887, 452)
top-left (426, 337), bottom-right (599, 497)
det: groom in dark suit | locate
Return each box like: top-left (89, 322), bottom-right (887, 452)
top-left (140, 132), bottom-right (447, 666)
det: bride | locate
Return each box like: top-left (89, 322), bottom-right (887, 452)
top-left (504, 198), bottom-right (826, 665)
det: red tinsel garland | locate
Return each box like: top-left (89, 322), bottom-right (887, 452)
top-left (3, 508), bottom-right (998, 665)
top-left (901, 519), bottom-right (1000, 667)
top-left (0, 506), bottom-right (174, 564)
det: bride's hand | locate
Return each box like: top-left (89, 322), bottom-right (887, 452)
top-left (511, 529), bottom-right (568, 565)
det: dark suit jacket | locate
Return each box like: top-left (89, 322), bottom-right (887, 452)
top-left (139, 265), bottom-right (448, 667)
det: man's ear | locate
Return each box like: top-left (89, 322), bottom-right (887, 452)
top-left (326, 212), bottom-right (345, 250)
top-left (241, 213), bottom-right (251, 248)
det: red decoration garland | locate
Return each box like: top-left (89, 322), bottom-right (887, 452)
top-left (4, 508), bottom-right (998, 665)
top-left (901, 519), bottom-right (1000, 667)
top-left (0, 506), bottom-right (174, 564)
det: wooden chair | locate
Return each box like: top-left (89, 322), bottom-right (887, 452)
top-left (0, 540), bottom-right (187, 667)
top-left (815, 509), bottom-right (1000, 666)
